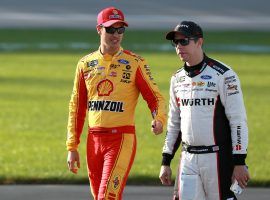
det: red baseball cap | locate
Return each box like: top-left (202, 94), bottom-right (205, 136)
top-left (97, 7), bottom-right (128, 27)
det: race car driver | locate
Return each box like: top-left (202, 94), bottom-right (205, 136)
top-left (66, 7), bottom-right (166, 200)
top-left (159, 21), bottom-right (250, 200)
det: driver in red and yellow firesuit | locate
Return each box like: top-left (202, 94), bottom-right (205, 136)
top-left (66, 7), bottom-right (166, 200)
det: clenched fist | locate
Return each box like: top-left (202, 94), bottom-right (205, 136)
top-left (151, 120), bottom-right (163, 135)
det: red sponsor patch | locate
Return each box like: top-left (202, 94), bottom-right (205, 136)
top-left (235, 145), bottom-right (242, 151)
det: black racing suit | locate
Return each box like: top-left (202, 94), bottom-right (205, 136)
top-left (162, 55), bottom-right (248, 200)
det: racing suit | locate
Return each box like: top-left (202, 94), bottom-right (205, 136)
top-left (162, 55), bottom-right (248, 200)
top-left (66, 47), bottom-right (166, 200)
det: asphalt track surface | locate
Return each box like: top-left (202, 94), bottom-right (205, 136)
top-left (0, 185), bottom-right (270, 200)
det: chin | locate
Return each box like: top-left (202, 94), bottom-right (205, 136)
top-left (111, 42), bottom-right (121, 47)
top-left (178, 55), bottom-right (185, 62)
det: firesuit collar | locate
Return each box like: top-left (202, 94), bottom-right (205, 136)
top-left (98, 47), bottom-right (123, 60)
top-left (184, 54), bottom-right (207, 77)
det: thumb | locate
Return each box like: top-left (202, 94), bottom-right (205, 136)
top-left (152, 120), bottom-right (156, 128)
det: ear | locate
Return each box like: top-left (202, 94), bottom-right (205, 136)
top-left (198, 38), bottom-right (204, 47)
top-left (96, 26), bottom-right (102, 35)
top-left (197, 38), bottom-right (203, 47)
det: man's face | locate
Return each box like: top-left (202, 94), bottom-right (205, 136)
top-left (173, 32), bottom-right (201, 62)
top-left (98, 22), bottom-right (125, 50)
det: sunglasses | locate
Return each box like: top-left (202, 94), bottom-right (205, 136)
top-left (171, 38), bottom-right (196, 47)
top-left (104, 26), bottom-right (125, 34)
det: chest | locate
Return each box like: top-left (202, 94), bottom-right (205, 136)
top-left (174, 72), bottom-right (220, 100)
top-left (83, 58), bottom-right (137, 94)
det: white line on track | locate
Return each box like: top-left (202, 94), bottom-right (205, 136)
top-left (1, 42), bottom-right (270, 53)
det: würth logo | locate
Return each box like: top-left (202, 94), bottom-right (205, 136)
top-left (177, 98), bottom-right (215, 106)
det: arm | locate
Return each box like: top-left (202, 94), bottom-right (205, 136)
top-left (66, 61), bottom-right (87, 172)
top-left (135, 61), bottom-right (167, 135)
top-left (219, 69), bottom-right (250, 187)
top-left (160, 76), bottom-right (182, 185)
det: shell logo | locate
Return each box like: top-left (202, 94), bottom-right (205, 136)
top-left (97, 79), bottom-right (114, 96)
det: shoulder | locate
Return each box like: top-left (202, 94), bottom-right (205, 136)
top-left (172, 67), bottom-right (184, 77)
top-left (80, 51), bottom-right (98, 62)
top-left (205, 56), bottom-right (239, 83)
top-left (78, 51), bottom-right (99, 68)
top-left (122, 49), bottom-right (146, 62)
top-left (205, 56), bottom-right (231, 75)
top-left (170, 67), bottom-right (184, 83)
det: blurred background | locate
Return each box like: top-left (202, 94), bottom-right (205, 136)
top-left (1, 0), bottom-right (270, 53)
top-left (0, 0), bottom-right (269, 187)
top-left (1, 0), bottom-right (270, 30)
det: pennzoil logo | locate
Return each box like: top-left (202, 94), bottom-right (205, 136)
top-left (112, 175), bottom-right (121, 190)
top-left (97, 79), bottom-right (113, 96)
top-left (88, 100), bottom-right (124, 112)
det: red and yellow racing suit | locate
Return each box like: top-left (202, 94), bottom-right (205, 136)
top-left (66, 47), bottom-right (166, 200)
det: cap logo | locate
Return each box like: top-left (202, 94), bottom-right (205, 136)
top-left (108, 9), bottom-right (122, 20)
top-left (180, 24), bottom-right (189, 28)
top-left (109, 15), bottom-right (121, 19)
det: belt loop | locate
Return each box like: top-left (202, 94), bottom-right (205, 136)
top-left (111, 129), bottom-right (118, 134)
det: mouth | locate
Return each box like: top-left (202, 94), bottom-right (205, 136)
top-left (178, 51), bottom-right (185, 56)
top-left (111, 37), bottom-right (120, 44)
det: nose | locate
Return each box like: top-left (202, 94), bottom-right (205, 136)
top-left (113, 32), bottom-right (120, 36)
top-left (175, 43), bottom-right (181, 49)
